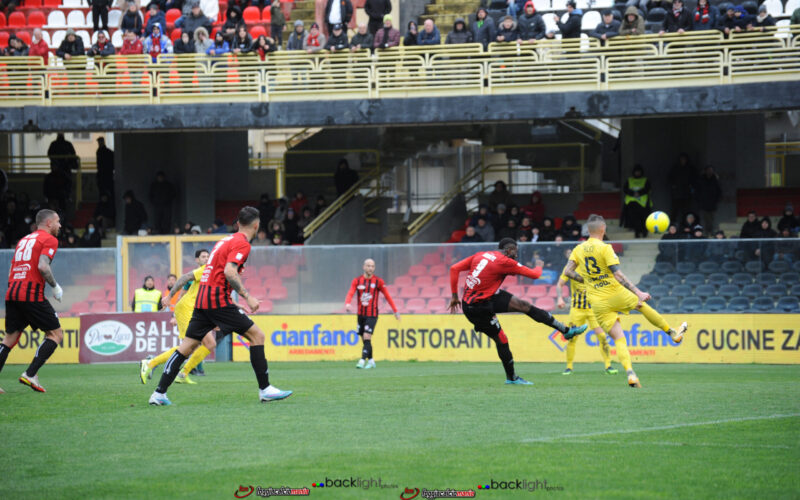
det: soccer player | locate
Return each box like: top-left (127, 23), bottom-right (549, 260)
top-left (139, 249), bottom-right (218, 385)
top-left (562, 214), bottom-right (688, 388)
top-left (555, 272), bottom-right (616, 375)
top-left (148, 207), bottom-right (292, 405)
top-left (345, 258), bottom-right (400, 369)
top-left (0, 209), bottom-right (64, 393)
top-left (448, 238), bottom-right (588, 385)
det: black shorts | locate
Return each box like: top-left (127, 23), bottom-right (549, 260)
top-left (357, 315), bottom-right (378, 336)
top-left (5, 300), bottom-right (61, 334)
top-left (185, 305), bottom-right (254, 341)
top-left (461, 290), bottom-right (513, 338)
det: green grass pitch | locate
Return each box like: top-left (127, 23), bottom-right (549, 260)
top-left (2, 362), bottom-right (799, 499)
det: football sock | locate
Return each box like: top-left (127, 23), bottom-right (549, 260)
top-left (566, 336), bottom-right (577, 370)
top-left (156, 350), bottom-right (187, 394)
top-left (149, 347), bottom-right (177, 370)
top-left (638, 303), bottom-right (671, 333)
top-left (615, 335), bottom-right (633, 372)
top-left (494, 330), bottom-right (516, 380)
top-left (182, 346), bottom-right (210, 376)
top-left (249, 345), bottom-right (270, 390)
top-left (526, 306), bottom-right (568, 334)
top-left (362, 339), bottom-right (372, 360)
top-left (596, 329), bottom-right (612, 369)
top-left (25, 338), bottom-right (58, 377)
top-left (0, 344), bottom-right (12, 374)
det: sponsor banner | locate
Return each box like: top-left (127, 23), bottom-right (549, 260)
top-left (0, 318), bottom-right (81, 364)
top-left (233, 314), bottom-right (800, 364)
top-left (79, 313), bottom-right (215, 363)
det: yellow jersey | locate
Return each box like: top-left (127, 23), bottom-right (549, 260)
top-left (174, 265), bottom-right (205, 316)
top-left (560, 273), bottom-right (590, 310)
top-left (568, 238), bottom-right (624, 300)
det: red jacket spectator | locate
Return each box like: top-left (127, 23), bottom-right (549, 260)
top-left (522, 191), bottom-right (546, 223)
top-left (28, 36), bottom-right (50, 63)
top-left (119, 36), bottom-right (144, 55)
top-left (289, 191), bottom-right (308, 214)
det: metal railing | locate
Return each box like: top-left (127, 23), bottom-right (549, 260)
top-left (765, 141), bottom-right (800, 187)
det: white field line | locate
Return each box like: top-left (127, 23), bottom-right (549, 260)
top-left (552, 439), bottom-right (793, 450)
top-left (521, 413), bottom-right (800, 443)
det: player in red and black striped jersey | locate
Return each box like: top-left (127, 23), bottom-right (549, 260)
top-left (345, 258), bottom-right (400, 369)
top-left (448, 238), bottom-right (587, 385)
top-left (148, 206), bottom-right (292, 406)
top-left (0, 209), bottom-right (65, 394)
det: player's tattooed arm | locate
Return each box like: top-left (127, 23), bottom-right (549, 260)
top-left (609, 265), bottom-right (637, 293)
top-left (562, 260), bottom-right (584, 283)
top-left (224, 262), bottom-right (249, 298)
top-left (167, 270), bottom-right (194, 300)
top-left (38, 254), bottom-right (57, 287)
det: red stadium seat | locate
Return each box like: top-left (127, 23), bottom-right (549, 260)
top-left (242, 6), bottom-right (260, 23)
top-left (70, 301), bottom-right (90, 314)
top-left (428, 264), bottom-right (447, 277)
top-left (427, 297), bottom-right (447, 312)
top-left (244, 277), bottom-right (262, 290)
top-left (527, 285), bottom-right (548, 298)
top-left (261, 6), bottom-right (271, 22)
top-left (16, 31), bottom-right (31, 45)
top-left (260, 299), bottom-right (273, 313)
top-left (267, 286), bottom-right (288, 300)
top-left (506, 285), bottom-right (526, 296)
top-left (380, 297), bottom-right (403, 312)
top-left (165, 8), bottom-right (181, 27)
top-left (249, 286), bottom-right (268, 299)
top-left (250, 25), bottom-right (266, 39)
top-left (277, 264), bottom-right (296, 278)
top-left (0, 32), bottom-right (9, 48)
top-left (263, 276), bottom-right (282, 288)
top-left (448, 230), bottom-right (466, 243)
top-left (419, 286), bottom-right (439, 298)
top-left (399, 286), bottom-right (419, 299)
top-left (43, 0), bottom-right (59, 6)
top-left (170, 28), bottom-right (181, 41)
top-left (405, 298), bottom-right (426, 313)
top-left (27, 10), bottom-right (45, 26)
top-left (211, 26), bottom-right (220, 38)
top-left (393, 275), bottom-right (413, 287)
top-left (534, 297), bottom-right (555, 311)
top-left (92, 301), bottom-right (113, 312)
top-left (434, 276), bottom-right (449, 288)
top-left (0, 12), bottom-right (7, 28)
top-left (8, 11), bottom-right (25, 27)
top-left (88, 289), bottom-right (107, 302)
top-left (384, 285), bottom-right (399, 297)
top-left (422, 252), bottom-right (443, 266)
top-left (548, 284), bottom-right (566, 297)
top-left (408, 264), bottom-right (426, 276)
top-left (415, 275), bottom-right (433, 287)
top-left (258, 265), bottom-right (277, 278)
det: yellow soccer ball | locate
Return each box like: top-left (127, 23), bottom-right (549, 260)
top-left (646, 211), bottom-right (670, 234)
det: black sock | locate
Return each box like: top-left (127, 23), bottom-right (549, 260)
top-left (156, 350), bottom-right (187, 394)
top-left (25, 338), bottom-right (58, 377)
top-left (494, 336), bottom-right (516, 380)
top-left (526, 305), bottom-right (568, 334)
top-left (0, 343), bottom-right (12, 374)
top-left (250, 345), bottom-right (270, 390)
top-left (362, 339), bottom-right (372, 360)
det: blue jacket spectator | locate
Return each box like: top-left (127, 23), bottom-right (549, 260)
top-left (207, 32), bottom-right (230, 55)
top-left (717, 5), bottom-right (750, 34)
top-left (417, 19), bottom-right (441, 44)
top-left (692, 0), bottom-right (718, 30)
top-left (472, 7), bottom-right (496, 48)
top-left (144, 2), bottom-right (168, 37)
top-left (555, 1), bottom-right (583, 38)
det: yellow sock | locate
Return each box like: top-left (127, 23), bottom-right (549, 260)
top-left (149, 346), bottom-right (177, 370)
top-left (615, 335), bottom-right (633, 372)
top-left (638, 303), bottom-right (671, 333)
top-left (566, 337), bottom-right (577, 370)
top-left (596, 329), bottom-right (612, 369)
top-left (182, 346), bottom-right (211, 376)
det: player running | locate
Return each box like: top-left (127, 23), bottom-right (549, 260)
top-left (448, 238), bottom-right (588, 385)
top-left (0, 209), bottom-right (64, 393)
top-left (139, 249), bottom-right (218, 385)
top-left (555, 272), bottom-right (616, 375)
top-left (562, 214), bottom-right (688, 388)
top-left (345, 258), bottom-right (400, 370)
top-left (148, 207), bottom-right (292, 405)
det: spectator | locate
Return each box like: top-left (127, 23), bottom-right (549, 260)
top-left (43, 165), bottom-right (71, 211)
top-left (1, 0), bottom-right (18, 15)
top-left (303, 22), bottom-right (326, 53)
top-left (28, 28), bottom-right (49, 62)
top-left (63, 233), bottom-right (79, 248)
top-left (190, 224), bottom-right (202, 234)
top-left (493, 203), bottom-right (509, 233)
top-left (554, 0), bottom-right (583, 39)
top-left (132, 276), bottom-right (162, 312)
top-left (775, 228), bottom-right (796, 262)
top-left (325, 0), bottom-right (353, 37)
top-left (403, 21), bottom-right (419, 46)
top-left (193, 26), bottom-right (212, 54)
top-left (149, 171), bottom-right (176, 235)
top-left (232, 25), bottom-right (253, 54)
top-left (792, 7), bottom-right (800, 25)
top-left (47, 133), bottom-right (78, 174)
top-left (173, 30), bottom-right (196, 53)
top-left (418, 19), bottom-right (441, 45)
top-left (120, 1), bottom-right (144, 37)
top-left (488, 180), bottom-right (512, 210)
top-left (518, 215), bottom-right (533, 233)
top-left (470, 204), bottom-right (491, 226)
top-left (460, 225), bottom-right (483, 242)
top-left (495, 15), bottom-right (519, 43)
top-left (200, 0), bottom-right (218, 23)
top-left (619, 6), bottom-right (645, 36)
top-left (508, 204), bottom-right (522, 224)
top-left (718, 6), bottom-right (748, 35)
top-left (680, 212), bottom-right (699, 236)
top-left (252, 228), bottom-right (270, 246)
top-left (778, 203), bottom-right (799, 234)
top-left (272, 233), bottom-right (288, 245)
top-left (668, 152), bottom-right (695, 223)
top-left (284, 208), bottom-right (301, 243)
top-left (179, 4), bottom-right (212, 36)
top-left (686, 224), bottom-right (707, 263)
top-left (120, 29), bottom-right (144, 54)
top-left (144, 2), bottom-right (167, 37)
top-left (96, 136), bottom-right (114, 198)
top-left (314, 195), bottom-right (328, 216)
top-left (297, 207), bottom-right (315, 235)
top-left (518, 2), bottom-right (546, 41)
top-left (374, 15), bottom-right (400, 48)
top-left (660, 0), bottom-right (693, 34)
top-left (365, 0), bottom-right (391, 35)
top-left (211, 218), bottom-right (227, 233)
top-left (539, 216), bottom-right (556, 241)
top-left (351, 22), bottom-right (374, 51)
top-left (162, 273), bottom-right (180, 311)
top-left (474, 217), bottom-right (495, 242)
top-left (472, 7), bottom-right (496, 49)
top-left (222, 24), bottom-right (237, 45)
top-left (756, 216), bottom-right (777, 238)
top-left (334, 158), bottom-right (359, 195)
top-left (325, 23), bottom-right (349, 51)
top-left (207, 31), bottom-right (230, 56)
top-left (748, 4), bottom-right (775, 31)
top-left (740, 210), bottom-right (760, 238)
top-left (89, 0), bottom-right (112, 32)
top-left (144, 23), bottom-right (172, 61)
top-left (693, 165), bottom-right (722, 232)
top-left (271, 0), bottom-right (286, 45)
top-left (288, 20), bottom-right (306, 50)
top-left (656, 223), bottom-right (680, 262)
top-left (707, 229), bottom-right (732, 261)
top-left (274, 197), bottom-right (289, 221)
top-left (521, 191), bottom-right (545, 223)
top-left (252, 35), bottom-right (277, 60)
top-left (257, 193), bottom-right (276, 221)
top-left (560, 215), bottom-right (581, 240)
top-left (80, 222), bottom-right (102, 248)
top-left (446, 18), bottom-right (474, 44)
top-left (87, 30), bottom-right (115, 56)
top-left (123, 190), bottom-right (148, 235)
top-left (693, 0), bottom-right (718, 30)
top-left (267, 219), bottom-right (285, 240)
top-left (222, 5), bottom-right (244, 34)
top-left (506, 0), bottom-right (526, 19)
top-left (6, 35), bottom-right (28, 56)
top-left (289, 191), bottom-right (308, 213)
top-left (94, 191), bottom-right (116, 231)
top-left (498, 218), bottom-right (518, 240)
top-left (753, 217), bottom-right (778, 265)
top-left (622, 165), bottom-right (651, 238)
top-left (590, 10), bottom-right (620, 42)
top-left (56, 29), bottom-right (86, 60)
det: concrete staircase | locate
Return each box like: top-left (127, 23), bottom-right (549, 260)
top-left (288, 0), bottom-right (316, 33)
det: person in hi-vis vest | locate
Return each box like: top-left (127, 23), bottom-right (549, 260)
top-left (622, 164), bottom-right (652, 238)
top-left (132, 276), bottom-right (163, 312)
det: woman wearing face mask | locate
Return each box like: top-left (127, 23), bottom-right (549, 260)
top-left (81, 222), bottom-right (103, 248)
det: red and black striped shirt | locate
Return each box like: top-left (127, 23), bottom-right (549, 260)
top-left (345, 275), bottom-right (397, 317)
top-left (6, 230), bottom-right (58, 302)
top-left (450, 250), bottom-right (542, 304)
top-left (195, 233), bottom-right (251, 310)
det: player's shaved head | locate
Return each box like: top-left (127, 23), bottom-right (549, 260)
top-left (35, 209), bottom-right (57, 226)
top-left (363, 258), bottom-right (376, 277)
top-left (586, 214), bottom-right (606, 236)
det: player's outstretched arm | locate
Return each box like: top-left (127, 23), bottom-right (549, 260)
top-left (556, 276), bottom-right (568, 309)
top-left (224, 262), bottom-right (259, 313)
top-left (561, 260), bottom-right (584, 284)
top-left (344, 279), bottom-right (357, 312)
top-left (162, 270), bottom-right (194, 307)
top-left (448, 256), bottom-right (472, 313)
top-left (38, 254), bottom-right (62, 301)
top-left (609, 264), bottom-right (650, 305)
top-left (380, 285), bottom-right (401, 320)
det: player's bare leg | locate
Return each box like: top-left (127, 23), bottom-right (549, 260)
top-left (607, 321), bottom-right (640, 388)
top-left (0, 331), bottom-right (23, 393)
top-left (177, 331), bottom-right (217, 384)
top-left (240, 323), bottom-right (292, 402)
top-left (19, 328), bottom-right (62, 393)
top-left (149, 337), bottom-right (202, 405)
top-left (508, 296), bottom-right (587, 339)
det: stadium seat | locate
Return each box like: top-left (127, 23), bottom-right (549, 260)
top-left (653, 262), bottom-right (674, 274)
top-left (534, 297), bottom-right (555, 311)
top-left (408, 264), bottom-right (426, 276)
top-left (63, 0), bottom-right (84, 7)
top-left (726, 296), bottom-right (750, 312)
top-left (717, 2), bottom-right (733, 14)
top-left (51, 29), bottom-right (66, 48)
top-left (277, 265), bottom-right (297, 279)
top-left (761, 0), bottom-right (782, 15)
top-left (8, 11), bottom-right (25, 27)
top-left (419, 286), bottom-right (440, 298)
top-left (168, 27), bottom-right (181, 41)
top-left (741, 283), bottom-right (763, 299)
top-left (764, 283), bottom-right (787, 299)
top-left (744, 261), bottom-right (763, 273)
top-left (790, 283), bottom-right (800, 296)
top-left (720, 260), bottom-right (743, 273)
top-left (258, 265), bottom-right (277, 278)
top-left (658, 296), bottom-right (679, 313)
top-left (646, 6), bottom-right (667, 22)
top-left (70, 301), bottom-right (91, 314)
top-left (731, 272), bottom-right (753, 285)
top-left (267, 286), bottom-right (288, 300)
top-left (415, 275), bottom-right (434, 287)
top-left (707, 273), bottom-right (729, 287)
top-left (250, 25), bottom-right (267, 38)
top-left (93, 301), bottom-right (113, 312)
top-left (243, 6), bottom-right (260, 23)
top-left (260, 299), bottom-right (273, 313)
top-left (27, 10), bottom-right (46, 27)
top-left (581, 10), bottom-right (601, 30)
top-left (16, 30), bottom-right (31, 45)
top-left (684, 273), bottom-right (706, 287)
top-left (428, 264), bottom-right (447, 277)
top-left (422, 252), bottom-right (443, 266)
top-left (756, 272), bottom-right (777, 285)
top-left (108, 9), bottom-right (122, 26)
top-left (675, 261), bottom-right (696, 274)
top-left (76, 29), bottom-right (91, 47)
top-left (43, 0), bottom-right (60, 6)
top-left (662, 273), bottom-right (682, 287)
top-left (263, 276), bottom-right (282, 288)
top-left (680, 297), bottom-right (703, 313)
top-left (695, 284), bottom-right (717, 299)
top-left (741, 0), bottom-right (757, 14)
top-left (0, 32), bottom-right (8, 48)
top-left (427, 297), bottom-right (447, 312)
top-left (261, 6), bottom-right (271, 21)
top-left (399, 286), bottom-right (419, 299)
top-left (506, 285), bottom-right (526, 296)
top-left (67, 10), bottom-right (86, 28)
top-left (793, 261), bottom-right (800, 273)
top-left (703, 296), bottom-right (727, 312)
top-left (671, 284), bottom-right (693, 297)
top-left (638, 273), bottom-right (660, 288)
top-left (434, 275), bottom-right (450, 288)
top-left (405, 298), bottom-right (426, 313)
top-left (776, 296), bottom-right (800, 312)
top-left (698, 261), bottom-right (720, 274)
top-left (527, 285), bottom-right (549, 298)
top-left (750, 296), bottom-right (774, 312)
top-left (780, 272), bottom-right (799, 284)
top-left (166, 8), bottom-right (181, 27)
top-left (88, 289), bottom-right (107, 301)
top-left (649, 284), bottom-right (670, 298)
top-left (767, 260), bottom-right (789, 273)
top-left (393, 275), bottom-right (413, 287)
top-left (718, 283), bottom-right (741, 299)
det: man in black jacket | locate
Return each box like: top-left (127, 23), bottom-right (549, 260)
top-left (56, 29), bottom-right (85, 60)
top-left (554, 0), bottom-right (583, 38)
top-left (364, 0), bottom-right (391, 35)
top-left (325, 0), bottom-right (353, 37)
top-left (89, 0), bottom-right (112, 32)
top-left (589, 10), bottom-right (620, 42)
top-left (518, 1), bottom-right (546, 41)
top-left (660, 0), bottom-right (693, 33)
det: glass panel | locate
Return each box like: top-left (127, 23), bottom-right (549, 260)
top-left (127, 241), bottom-right (171, 310)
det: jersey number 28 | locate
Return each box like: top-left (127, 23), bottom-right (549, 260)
top-left (15, 235), bottom-right (37, 262)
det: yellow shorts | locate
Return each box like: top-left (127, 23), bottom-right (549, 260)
top-left (175, 306), bottom-right (193, 339)
top-left (589, 290), bottom-right (639, 333)
top-left (568, 307), bottom-right (600, 330)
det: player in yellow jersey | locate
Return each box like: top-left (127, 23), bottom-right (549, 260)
top-left (139, 249), bottom-right (219, 385)
top-left (556, 271), bottom-right (616, 375)
top-left (562, 215), bottom-right (687, 388)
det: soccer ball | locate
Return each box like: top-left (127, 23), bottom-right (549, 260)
top-left (646, 211), bottom-right (670, 234)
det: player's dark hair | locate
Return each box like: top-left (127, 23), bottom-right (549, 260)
top-left (195, 249), bottom-right (209, 258)
top-left (498, 237), bottom-right (517, 251)
top-left (35, 209), bottom-right (57, 226)
top-left (168, 274), bottom-right (177, 279)
top-left (238, 206), bottom-right (260, 227)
